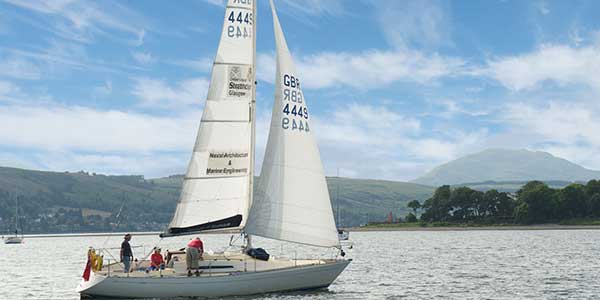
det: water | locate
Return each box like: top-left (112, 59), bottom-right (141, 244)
top-left (1, 230), bottom-right (600, 299)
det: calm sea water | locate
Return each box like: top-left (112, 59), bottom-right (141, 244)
top-left (1, 230), bottom-right (600, 300)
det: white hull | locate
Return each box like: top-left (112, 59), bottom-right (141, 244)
top-left (78, 259), bottom-right (350, 298)
top-left (4, 236), bottom-right (23, 244)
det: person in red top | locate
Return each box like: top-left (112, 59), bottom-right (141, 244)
top-left (149, 248), bottom-right (165, 271)
top-left (186, 237), bottom-right (204, 276)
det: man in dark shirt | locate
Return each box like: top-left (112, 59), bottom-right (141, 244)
top-left (120, 233), bottom-right (133, 273)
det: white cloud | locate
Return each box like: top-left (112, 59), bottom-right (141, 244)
top-left (202, 0), bottom-right (225, 7)
top-left (92, 81), bottom-right (113, 98)
top-left (0, 80), bottom-right (26, 103)
top-left (537, 0), bottom-right (550, 15)
top-left (373, 0), bottom-right (451, 50)
top-left (505, 102), bottom-right (600, 148)
top-left (432, 99), bottom-right (492, 118)
top-left (486, 44), bottom-right (600, 91)
top-left (317, 104), bottom-right (421, 146)
top-left (258, 49), bottom-right (464, 89)
top-left (256, 53), bottom-right (276, 85)
top-left (0, 103), bottom-right (200, 153)
top-left (309, 103), bottom-right (487, 180)
top-left (135, 29), bottom-right (146, 47)
top-left (569, 28), bottom-right (583, 47)
top-left (169, 57), bottom-right (212, 72)
top-left (0, 84), bottom-right (199, 176)
top-left (0, 81), bottom-right (19, 97)
top-left (1, 38), bottom-right (147, 80)
top-left (278, 0), bottom-right (345, 17)
top-left (131, 51), bottom-right (156, 65)
top-left (5, 0), bottom-right (147, 43)
top-left (502, 101), bottom-right (600, 169)
top-left (0, 99), bottom-right (488, 180)
top-left (0, 151), bottom-right (37, 170)
top-left (131, 77), bottom-right (210, 108)
top-left (592, 31), bottom-right (600, 46)
top-left (0, 56), bottom-right (42, 80)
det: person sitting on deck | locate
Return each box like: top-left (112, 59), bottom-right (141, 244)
top-left (186, 237), bottom-right (204, 277)
top-left (148, 248), bottom-right (165, 271)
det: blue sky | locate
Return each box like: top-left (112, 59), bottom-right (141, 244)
top-left (1, 0), bottom-right (600, 181)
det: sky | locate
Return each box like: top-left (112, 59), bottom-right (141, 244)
top-left (1, 0), bottom-right (600, 181)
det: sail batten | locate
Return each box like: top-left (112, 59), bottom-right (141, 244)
top-left (245, 1), bottom-right (340, 248)
top-left (163, 0), bottom-right (255, 236)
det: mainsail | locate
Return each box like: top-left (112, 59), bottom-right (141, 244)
top-left (246, 1), bottom-right (340, 248)
top-left (162, 0), bottom-right (256, 237)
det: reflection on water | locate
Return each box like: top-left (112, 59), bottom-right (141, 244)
top-left (1, 230), bottom-right (600, 299)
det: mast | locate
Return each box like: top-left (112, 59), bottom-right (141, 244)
top-left (14, 189), bottom-right (18, 236)
top-left (246, 0), bottom-right (257, 249)
top-left (336, 168), bottom-right (340, 228)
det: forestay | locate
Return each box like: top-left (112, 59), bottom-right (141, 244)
top-left (162, 0), bottom-right (255, 237)
top-left (246, 1), bottom-right (339, 248)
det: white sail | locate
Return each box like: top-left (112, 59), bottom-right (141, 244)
top-left (163, 0), bottom-right (256, 236)
top-left (246, 1), bottom-right (339, 248)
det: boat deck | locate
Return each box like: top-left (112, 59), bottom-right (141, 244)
top-left (96, 252), bottom-right (332, 278)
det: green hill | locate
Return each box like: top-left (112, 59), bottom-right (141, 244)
top-left (0, 166), bottom-right (435, 233)
top-left (413, 148), bottom-right (600, 186)
top-left (326, 177), bottom-right (434, 226)
top-left (150, 175), bottom-right (436, 227)
top-left (0, 167), bottom-right (180, 233)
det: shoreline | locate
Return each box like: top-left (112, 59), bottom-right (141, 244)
top-left (348, 224), bottom-right (600, 232)
top-left (4, 231), bottom-right (161, 239)
top-left (5, 230), bottom-right (240, 238)
top-left (7, 224), bottom-right (600, 238)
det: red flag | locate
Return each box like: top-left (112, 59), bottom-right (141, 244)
top-left (82, 255), bottom-right (92, 282)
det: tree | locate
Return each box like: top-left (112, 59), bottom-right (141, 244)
top-left (407, 200), bottom-right (421, 215)
top-left (557, 184), bottom-right (587, 218)
top-left (494, 191), bottom-right (516, 219)
top-left (420, 185), bottom-right (452, 222)
top-left (585, 180), bottom-right (600, 197)
top-left (449, 187), bottom-right (485, 221)
top-left (514, 181), bottom-right (557, 224)
top-left (589, 194), bottom-right (600, 217)
top-left (405, 212), bottom-right (417, 222)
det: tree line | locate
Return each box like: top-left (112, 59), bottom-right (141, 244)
top-left (406, 180), bottom-right (600, 224)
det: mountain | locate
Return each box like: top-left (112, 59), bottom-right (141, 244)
top-left (413, 148), bottom-right (600, 186)
top-left (0, 166), bottom-right (435, 233)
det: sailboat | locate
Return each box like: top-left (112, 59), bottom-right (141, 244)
top-left (77, 0), bottom-right (350, 298)
top-left (4, 190), bottom-right (24, 244)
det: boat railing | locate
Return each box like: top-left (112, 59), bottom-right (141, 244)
top-left (89, 247), bottom-right (319, 278)
top-left (88, 246), bottom-right (148, 278)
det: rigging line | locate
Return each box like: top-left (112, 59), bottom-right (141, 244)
top-left (227, 232), bottom-right (244, 250)
top-left (101, 195), bottom-right (127, 248)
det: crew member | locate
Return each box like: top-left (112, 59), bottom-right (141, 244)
top-left (186, 237), bottom-right (204, 276)
top-left (120, 233), bottom-right (133, 273)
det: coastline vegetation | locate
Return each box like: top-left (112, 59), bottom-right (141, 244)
top-left (366, 179), bottom-right (600, 228)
